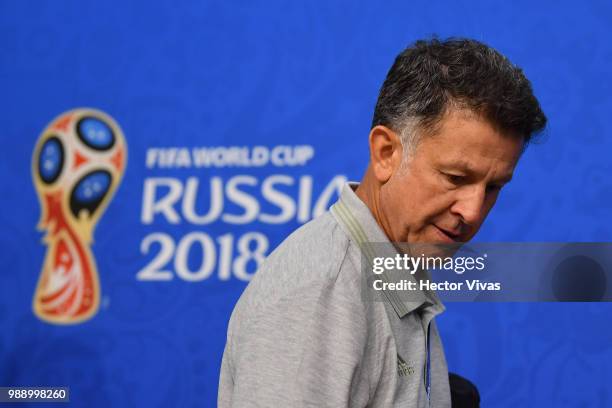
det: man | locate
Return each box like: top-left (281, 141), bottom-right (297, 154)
top-left (219, 38), bottom-right (546, 407)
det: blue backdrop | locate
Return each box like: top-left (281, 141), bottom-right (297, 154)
top-left (1, 0), bottom-right (612, 406)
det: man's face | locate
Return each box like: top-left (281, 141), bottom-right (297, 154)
top-left (379, 109), bottom-right (524, 244)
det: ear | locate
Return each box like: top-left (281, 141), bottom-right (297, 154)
top-left (368, 125), bottom-right (403, 183)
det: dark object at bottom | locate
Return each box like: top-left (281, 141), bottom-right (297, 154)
top-left (449, 372), bottom-right (480, 408)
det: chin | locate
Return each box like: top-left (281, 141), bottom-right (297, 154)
top-left (396, 236), bottom-right (446, 259)
top-left (416, 230), bottom-right (466, 257)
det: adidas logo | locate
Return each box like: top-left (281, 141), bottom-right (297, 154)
top-left (397, 354), bottom-right (415, 377)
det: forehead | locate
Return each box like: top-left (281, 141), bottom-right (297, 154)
top-left (414, 109), bottom-right (524, 176)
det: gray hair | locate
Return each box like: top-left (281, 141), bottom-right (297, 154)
top-left (372, 37), bottom-right (547, 166)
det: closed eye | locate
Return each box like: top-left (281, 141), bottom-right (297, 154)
top-left (443, 172), bottom-right (465, 185)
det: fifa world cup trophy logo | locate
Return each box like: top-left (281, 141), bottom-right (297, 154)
top-left (31, 108), bottom-right (127, 324)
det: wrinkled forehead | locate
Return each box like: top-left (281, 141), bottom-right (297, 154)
top-left (413, 109), bottom-right (524, 176)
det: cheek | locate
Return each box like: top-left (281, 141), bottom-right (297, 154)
top-left (379, 177), bottom-right (414, 233)
top-left (380, 184), bottom-right (408, 223)
top-left (383, 175), bottom-right (431, 232)
top-left (410, 180), bottom-right (455, 222)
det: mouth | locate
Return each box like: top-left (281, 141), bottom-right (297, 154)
top-left (433, 225), bottom-right (461, 243)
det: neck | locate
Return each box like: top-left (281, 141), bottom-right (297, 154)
top-left (355, 166), bottom-right (394, 241)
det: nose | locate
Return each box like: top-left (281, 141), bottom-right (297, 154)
top-left (450, 185), bottom-right (486, 227)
